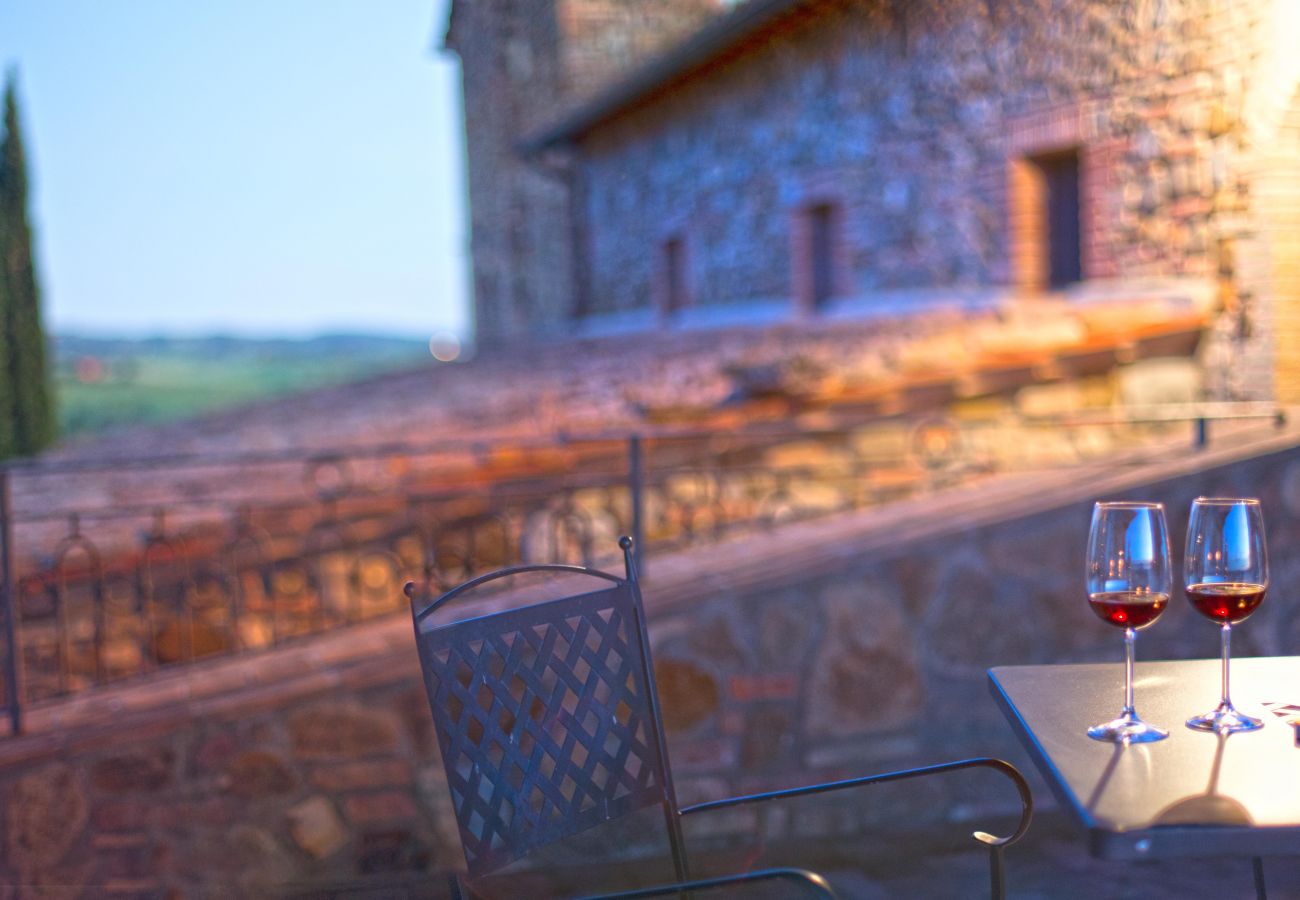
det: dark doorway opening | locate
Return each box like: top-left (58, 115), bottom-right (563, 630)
top-left (808, 203), bottom-right (837, 309)
top-left (662, 236), bottom-right (687, 316)
top-left (1035, 149), bottom-right (1082, 288)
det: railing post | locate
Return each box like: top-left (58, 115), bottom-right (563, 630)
top-left (629, 434), bottom-right (645, 577)
top-left (1, 469), bottom-right (20, 735)
top-left (1195, 417), bottom-right (1208, 449)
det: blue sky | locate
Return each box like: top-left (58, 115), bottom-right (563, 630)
top-left (0, 0), bottom-right (467, 339)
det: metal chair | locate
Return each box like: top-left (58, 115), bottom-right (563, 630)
top-left (406, 537), bottom-right (1032, 899)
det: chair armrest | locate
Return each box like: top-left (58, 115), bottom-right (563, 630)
top-left (577, 867), bottom-right (837, 899)
top-left (677, 757), bottom-right (1033, 848)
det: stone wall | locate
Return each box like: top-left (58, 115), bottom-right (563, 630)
top-left (1259, 85), bottom-right (1300, 402)
top-left (4, 423), bottom-right (1300, 895)
top-left (555, 0), bottom-right (728, 102)
top-left (445, 0), bottom-right (724, 341)
top-left (445, 0), bottom-right (573, 342)
top-left (653, 432), bottom-right (1300, 794)
top-left (448, 0), bottom-right (1300, 398)
top-left (1250, 0), bottom-right (1300, 405)
top-left (0, 639), bottom-right (446, 898)
top-left (575, 0), bottom-right (1265, 319)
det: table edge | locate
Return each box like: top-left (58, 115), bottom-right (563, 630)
top-left (987, 662), bottom-right (1300, 860)
top-left (986, 667), bottom-right (1096, 833)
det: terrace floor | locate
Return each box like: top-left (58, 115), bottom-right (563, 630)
top-left (823, 811), bottom-right (1300, 898)
top-left (288, 811), bottom-right (1300, 898)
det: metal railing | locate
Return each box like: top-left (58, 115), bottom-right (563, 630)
top-left (0, 402), bottom-right (1285, 735)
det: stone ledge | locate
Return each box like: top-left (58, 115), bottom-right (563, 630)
top-left (644, 415), bottom-right (1300, 613)
top-left (2, 415), bottom-right (1294, 767)
top-left (0, 618), bottom-right (418, 764)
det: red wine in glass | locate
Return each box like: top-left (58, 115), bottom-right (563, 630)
top-left (1088, 591), bottom-right (1169, 629)
top-left (1184, 498), bottom-right (1268, 734)
top-left (1185, 582), bottom-right (1265, 625)
top-left (1085, 501), bottom-right (1172, 744)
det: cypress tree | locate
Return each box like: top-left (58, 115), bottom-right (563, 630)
top-left (0, 180), bottom-right (13, 460)
top-left (0, 71), bottom-right (54, 457)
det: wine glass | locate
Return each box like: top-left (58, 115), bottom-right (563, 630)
top-left (1086, 501), bottom-right (1172, 743)
top-left (1184, 497), bottom-right (1268, 733)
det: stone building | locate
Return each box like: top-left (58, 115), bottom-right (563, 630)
top-left (446, 0), bottom-right (1300, 401)
top-left (442, 0), bottom-right (727, 340)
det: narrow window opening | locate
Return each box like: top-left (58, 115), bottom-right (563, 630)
top-left (662, 236), bottom-right (687, 316)
top-left (1036, 149), bottom-right (1082, 288)
top-left (809, 203), bottom-right (837, 309)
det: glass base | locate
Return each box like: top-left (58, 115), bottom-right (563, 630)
top-left (1186, 704), bottom-right (1263, 734)
top-left (1088, 714), bottom-right (1169, 744)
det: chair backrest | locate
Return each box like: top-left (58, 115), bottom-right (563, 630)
top-left (407, 538), bottom-right (685, 881)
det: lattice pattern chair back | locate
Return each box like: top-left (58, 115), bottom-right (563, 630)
top-left (408, 538), bottom-right (685, 882)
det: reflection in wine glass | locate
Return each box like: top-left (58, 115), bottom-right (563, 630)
top-left (1184, 498), bottom-right (1268, 734)
top-left (1085, 502), bottom-right (1172, 744)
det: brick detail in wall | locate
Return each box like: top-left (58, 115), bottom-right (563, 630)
top-left (1081, 138), bottom-right (1125, 280)
top-left (1004, 103), bottom-right (1103, 292)
top-left (1007, 156), bottom-right (1049, 292)
top-left (788, 169), bottom-right (851, 313)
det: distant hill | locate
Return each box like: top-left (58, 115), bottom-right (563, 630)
top-left (52, 333), bottom-right (432, 437)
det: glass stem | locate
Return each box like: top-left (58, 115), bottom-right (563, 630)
top-left (1220, 623), bottom-right (1233, 709)
top-left (1123, 627), bottom-right (1136, 718)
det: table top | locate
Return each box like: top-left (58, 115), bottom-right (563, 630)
top-left (988, 656), bottom-right (1300, 860)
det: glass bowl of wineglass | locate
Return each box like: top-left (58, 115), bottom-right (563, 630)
top-left (1184, 497), bottom-right (1268, 733)
top-left (1086, 501), bottom-right (1172, 744)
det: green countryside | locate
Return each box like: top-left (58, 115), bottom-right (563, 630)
top-left (53, 334), bottom-right (430, 437)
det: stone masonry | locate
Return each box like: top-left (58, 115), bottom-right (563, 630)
top-left (444, 0), bottom-right (725, 341)
top-left (3, 417), bottom-right (1299, 895)
top-left (451, 1), bottom-right (1300, 401)
top-left (570, 2), bottom-right (1257, 306)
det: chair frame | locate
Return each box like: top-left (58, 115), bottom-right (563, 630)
top-left (408, 537), bottom-right (1032, 899)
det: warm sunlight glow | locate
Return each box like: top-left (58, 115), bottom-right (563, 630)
top-left (429, 331), bottom-right (462, 362)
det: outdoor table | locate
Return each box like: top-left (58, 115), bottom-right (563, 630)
top-left (988, 656), bottom-right (1300, 861)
